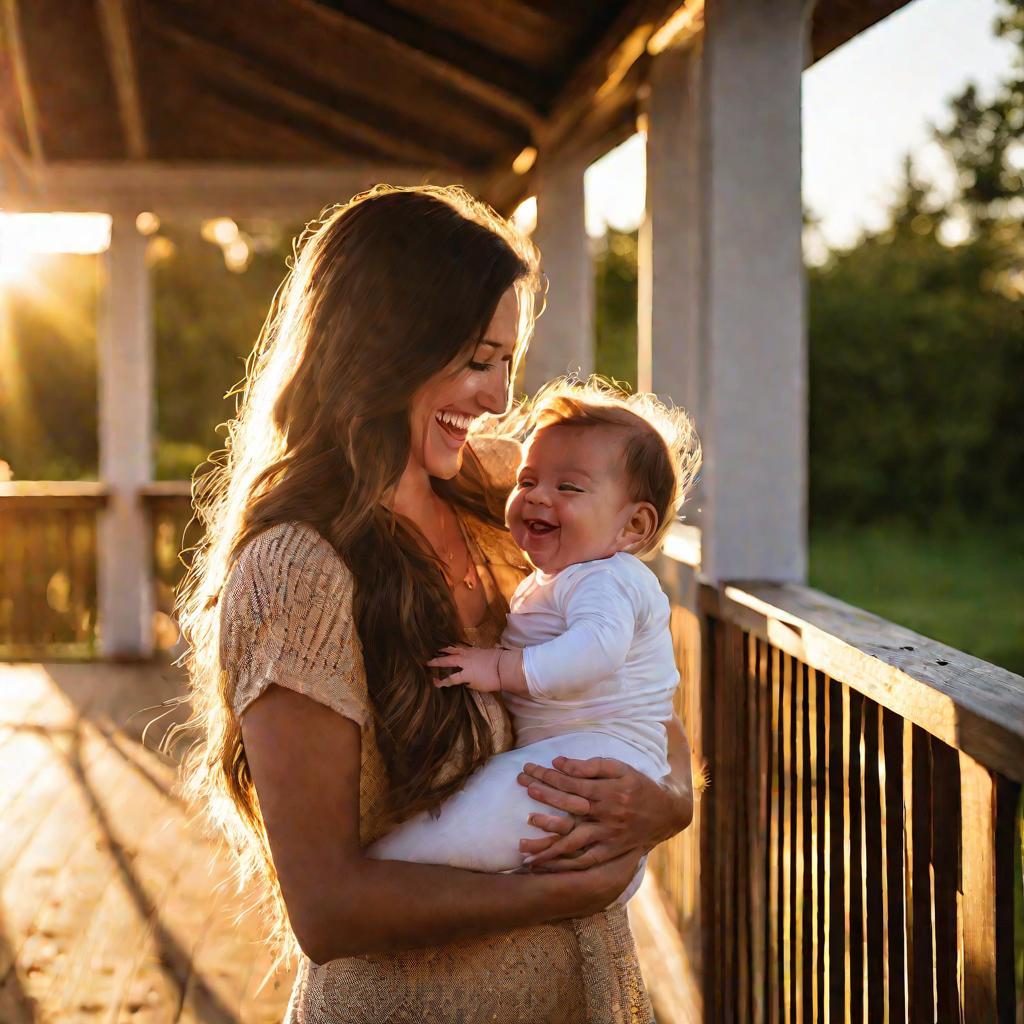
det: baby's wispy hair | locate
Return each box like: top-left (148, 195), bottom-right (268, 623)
top-left (524, 376), bottom-right (702, 556)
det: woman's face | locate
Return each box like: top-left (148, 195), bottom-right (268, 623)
top-left (408, 288), bottom-right (520, 479)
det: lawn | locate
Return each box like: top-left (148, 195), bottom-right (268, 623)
top-left (808, 524), bottom-right (1024, 676)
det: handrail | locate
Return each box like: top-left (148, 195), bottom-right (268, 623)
top-left (0, 481), bottom-right (109, 510)
top-left (700, 580), bottom-right (1024, 783)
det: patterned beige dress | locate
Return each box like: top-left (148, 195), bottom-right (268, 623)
top-left (219, 444), bottom-right (654, 1024)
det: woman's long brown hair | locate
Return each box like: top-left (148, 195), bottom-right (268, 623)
top-left (172, 185), bottom-right (539, 965)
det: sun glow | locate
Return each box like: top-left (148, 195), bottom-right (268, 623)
top-left (0, 213), bottom-right (111, 284)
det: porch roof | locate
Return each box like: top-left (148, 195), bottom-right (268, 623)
top-left (1, 0), bottom-right (911, 212)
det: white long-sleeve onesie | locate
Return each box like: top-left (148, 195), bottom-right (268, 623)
top-left (368, 552), bottom-right (679, 904)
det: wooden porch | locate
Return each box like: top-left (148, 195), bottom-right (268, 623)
top-left (2, 0), bottom-right (1023, 1020)
top-left (0, 660), bottom-right (291, 1022)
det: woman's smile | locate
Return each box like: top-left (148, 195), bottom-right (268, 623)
top-left (434, 408), bottom-right (475, 448)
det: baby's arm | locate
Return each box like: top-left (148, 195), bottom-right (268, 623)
top-left (430, 568), bottom-right (637, 699)
top-left (523, 570), bottom-right (636, 700)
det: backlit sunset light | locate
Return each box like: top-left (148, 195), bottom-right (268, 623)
top-left (0, 213), bottom-right (111, 283)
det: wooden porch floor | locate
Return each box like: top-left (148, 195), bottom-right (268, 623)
top-left (0, 662), bottom-right (292, 1023)
top-left (0, 661), bottom-right (696, 1024)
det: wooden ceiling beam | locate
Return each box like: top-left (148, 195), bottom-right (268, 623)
top-left (286, 0), bottom-right (545, 135)
top-left (96, 0), bottom-right (147, 159)
top-left (539, 0), bottom-right (679, 155)
top-left (153, 22), bottom-right (466, 172)
top-left (1, 0), bottom-right (44, 162)
top-left (0, 161), bottom-right (470, 216)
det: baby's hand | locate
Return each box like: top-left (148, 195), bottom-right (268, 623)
top-left (428, 645), bottom-right (502, 692)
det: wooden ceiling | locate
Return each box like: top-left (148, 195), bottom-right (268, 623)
top-left (0, 0), bottom-right (912, 212)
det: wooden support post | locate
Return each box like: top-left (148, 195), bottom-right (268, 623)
top-left (525, 153), bottom-right (593, 394)
top-left (97, 213), bottom-right (154, 659)
top-left (698, 0), bottom-right (809, 582)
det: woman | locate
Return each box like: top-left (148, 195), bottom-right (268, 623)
top-left (177, 185), bottom-right (694, 1023)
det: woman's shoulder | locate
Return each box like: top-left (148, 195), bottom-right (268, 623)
top-left (467, 433), bottom-right (522, 493)
top-left (226, 520), bottom-right (353, 613)
top-left (220, 521), bottom-right (368, 724)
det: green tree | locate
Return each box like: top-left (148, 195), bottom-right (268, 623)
top-left (593, 228), bottom-right (639, 389)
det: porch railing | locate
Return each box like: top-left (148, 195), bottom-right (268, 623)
top-left (0, 482), bottom-right (194, 657)
top-left (0, 483), bottom-right (107, 657)
top-left (3, 488), bottom-right (1022, 1022)
top-left (650, 532), bottom-right (1024, 1024)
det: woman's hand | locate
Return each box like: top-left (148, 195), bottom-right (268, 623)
top-left (547, 845), bottom-right (646, 918)
top-left (517, 719), bottom-right (695, 871)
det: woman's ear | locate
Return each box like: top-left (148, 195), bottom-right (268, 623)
top-left (620, 502), bottom-right (659, 554)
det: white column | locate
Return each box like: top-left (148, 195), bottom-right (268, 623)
top-left (525, 153), bottom-right (594, 394)
top-left (639, 41), bottom-right (704, 530)
top-left (639, 42), bottom-right (702, 415)
top-left (698, 0), bottom-right (808, 583)
top-left (97, 213), bottom-right (154, 658)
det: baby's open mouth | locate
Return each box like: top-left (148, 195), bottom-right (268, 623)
top-left (524, 519), bottom-right (558, 536)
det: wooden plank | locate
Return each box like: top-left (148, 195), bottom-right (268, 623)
top-left (798, 662), bottom-right (813, 1022)
top-left (863, 700), bottom-right (886, 1021)
top-left (993, 775), bottom-right (1020, 1024)
top-left (910, 727), bottom-right (936, 1023)
top-left (883, 708), bottom-right (908, 1023)
top-left (0, 0), bottom-right (44, 161)
top-left (734, 627), bottom-right (751, 1023)
top-left (749, 636), bottom-right (770, 1024)
top-left (153, 21), bottom-right (468, 171)
top-left (780, 651), bottom-right (794, 1024)
top-left (812, 669), bottom-right (827, 1023)
top-left (701, 581), bottom-right (1024, 784)
top-left (959, 753), bottom-right (997, 1023)
top-left (0, 162), bottom-right (460, 217)
top-left (719, 621), bottom-right (737, 1023)
top-left (541, 0), bottom-right (679, 152)
top-left (285, 0), bottom-right (545, 131)
top-left (930, 738), bottom-right (961, 1022)
top-left (96, 0), bottom-right (147, 158)
top-left (847, 687), bottom-right (865, 1024)
top-left (768, 645), bottom-right (783, 1024)
top-left (827, 676), bottom-right (846, 1020)
top-left (699, 615), bottom-right (719, 1022)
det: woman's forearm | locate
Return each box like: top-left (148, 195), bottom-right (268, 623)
top-left (661, 714), bottom-right (694, 838)
top-left (301, 857), bottom-right (580, 964)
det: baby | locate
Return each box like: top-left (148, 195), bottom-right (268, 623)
top-left (368, 383), bottom-right (700, 904)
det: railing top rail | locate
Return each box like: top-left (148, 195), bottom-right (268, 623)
top-left (701, 580), bottom-right (1024, 782)
top-left (139, 482), bottom-right (194, 504)
top-left (0, 481), bottom-right (109, 510)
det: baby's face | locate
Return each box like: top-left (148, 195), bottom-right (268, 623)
top-left (507, 424), bottom-right (636, 573)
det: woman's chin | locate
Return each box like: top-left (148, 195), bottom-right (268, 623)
top-left (424, 446), bottom-right (464, 479)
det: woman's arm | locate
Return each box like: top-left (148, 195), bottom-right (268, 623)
top-left (241, 683), bottom-right (641, 964)
top-left (516, 713), bottom-right (695, 870)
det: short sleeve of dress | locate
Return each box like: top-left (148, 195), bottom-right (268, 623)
top-left (219, 521), bottom-right (368, 726)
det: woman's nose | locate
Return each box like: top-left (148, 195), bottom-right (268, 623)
top-left (476, 363), bottom-right (511, 415)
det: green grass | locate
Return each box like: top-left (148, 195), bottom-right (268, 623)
top-left (808, 524), bottom-right (1024, 676)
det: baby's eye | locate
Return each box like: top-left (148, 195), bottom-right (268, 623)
top-left (557, 483), bottom-right (585, 493)
top-left (517, 478), bottom-right (535, 488)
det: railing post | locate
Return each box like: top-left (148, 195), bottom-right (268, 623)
top-left (525, 153), bottom-right (593, 393)
top-left (97, 213), bottom-right (154, 659)
top-left (698, 0), bottom-right (810, 583)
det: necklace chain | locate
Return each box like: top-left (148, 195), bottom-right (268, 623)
top-left (435, 498), bottom-right (476, 591)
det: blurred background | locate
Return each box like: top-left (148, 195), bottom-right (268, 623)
top-left (2, 0), bottom-right (1019, 670)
